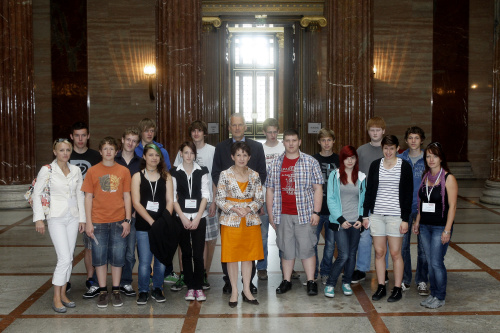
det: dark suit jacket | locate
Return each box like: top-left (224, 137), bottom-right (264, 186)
top-left (212, 137), bottom-right (267, 186)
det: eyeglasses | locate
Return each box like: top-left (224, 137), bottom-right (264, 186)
top-left (54, 138), bottom-right (69, 143)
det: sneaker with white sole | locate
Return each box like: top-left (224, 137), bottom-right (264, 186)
top-left (195, 289), bottom-right (206, 301)
top-left (417, 282), bottom-right (430, 296)
top-left (111, 291), bottom-right (123, 307)
top-left (401, 283), bottom-right (410, 291)
top-left (420, 295), bottom-right (434, 307)
top-left (171, 274), bottom-right (186, 291)
top-left (164, 272), bottom-right (180, 284)
top-left (120, 284), bottom-right (136, 297)
top-left (342, 283), bottom-right (353, 296)
top-left (321, 275), bottom-right (328, 285)
top-left (83, 284), bottom-right (100, 299)
top-left (426, 297), bottom-right (445, 309)
top-left (97, 291), bottom-right (109, 308)
top-left (324, 286), bottom-right (335, 298)
top-left (185, 289), bottom-right (195, 301)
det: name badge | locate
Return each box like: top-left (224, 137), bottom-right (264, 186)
top-left (185, 199), bottom-right (197, 209)
top-left (146, 201), bottom-right (159, 212)
top-left (68, 197), bottom-right (77, 208)
top-left (422, 203), bottom-right (435, 213)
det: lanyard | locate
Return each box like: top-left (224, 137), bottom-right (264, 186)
top-left (144, 170), bottom-right (158, 201)
top-left (425, 168), bottom-right (442, 202)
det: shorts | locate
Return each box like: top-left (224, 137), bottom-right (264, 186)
top-left (369, 214), bottom-right (404, 237)
top-left (276, 214), bottom-right (317, 260)
top-left (205, 212), bottom-right (219, 241)
top-left (82, 232), bottom-right (92, 250)
top-left (92, 221), bottom-right (127, 267)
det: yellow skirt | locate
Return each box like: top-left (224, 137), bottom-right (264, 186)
top-left (221, 218), bottom-right (264, 263)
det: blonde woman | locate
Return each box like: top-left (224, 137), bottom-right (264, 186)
top-left (33, 139), bottom-right (86, 313)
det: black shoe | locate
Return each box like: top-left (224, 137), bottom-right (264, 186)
top-left (228, 301), bottom-right (238, 308)
top-left (66, 281), bottom-right (71, 293)
top-left (83, 279), bottom-right (100, 298)
top-left (222, 281), bottom-right (232, 294)
top-left (250, 282), bottom-right (258, 294)
top-left (385, 270), bottom-right (389, 284)
top-left (151, 288), bottom-right (166, 303)
top-left (136, 292), bottom-right (149, 305)
top-left (276, 280), bottom-right (292, 294)
top-left (387, 287), bottom-right (402, 302)
top-left (306, 280), bottom-right (318, 296)
top-left (372, 284), bottom-right (387, 301)
top-left (351, 270), bottom-right (366, 284)
top-left (241, 291), bottom-right (259, 305)
top-left (119, 284), bottom-right (136, 297)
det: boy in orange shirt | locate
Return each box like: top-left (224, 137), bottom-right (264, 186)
top-left (83, 137), bottom-right (132, 308)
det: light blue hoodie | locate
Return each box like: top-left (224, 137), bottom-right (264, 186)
top-left (327, 169), bottom-right (367, 225)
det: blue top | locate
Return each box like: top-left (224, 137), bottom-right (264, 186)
top-left (397, 149), bottom-right (425, 214)
top-left (327, 169), bottom-right (367, 225)
top-left (135, 140), bottom-right (171, 170)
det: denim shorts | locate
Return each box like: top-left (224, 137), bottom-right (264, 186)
top-left (92, 221), bottom-right (127, 267)
top-left (369, 214), bottom-right (403, 237)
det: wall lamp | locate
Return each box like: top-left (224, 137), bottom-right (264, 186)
top-left (144, 65), bottom-right (156, 100)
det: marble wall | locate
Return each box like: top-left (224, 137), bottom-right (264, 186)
top-left (31, 0), bottom-right (494, 177)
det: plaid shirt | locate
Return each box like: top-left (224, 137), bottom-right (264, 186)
top-left (265, 151), bottom-right (323, 225)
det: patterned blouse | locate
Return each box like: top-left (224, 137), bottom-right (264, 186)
top-left (216, 166), bottom-right (264, 227)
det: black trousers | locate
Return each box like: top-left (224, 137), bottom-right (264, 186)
top-left (179, 217), bottom-right (207, 290)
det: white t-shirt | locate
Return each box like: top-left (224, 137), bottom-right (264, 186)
top-left (263, 142), bottom-right (285, 202)
top-left (174, 143), bottom-right (216, 200)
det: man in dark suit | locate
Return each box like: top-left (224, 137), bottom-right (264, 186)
top-left (212, 113), bottom-right (267, 295)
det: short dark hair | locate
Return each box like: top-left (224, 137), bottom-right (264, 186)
top-left (188, 120), bottom-right (208, 135)
top-left (404, 126), bottom-right (426, 141)
top-left (283, 129), bottom-right (300, 139)
top-left (178, 141), bottom-right (197, 159)
top-left (381, 134), bottom-right (399, 147)
top-left (231, 141), bottom-right (251, 156)
top-left (98, 137), bottom-right (119, 151)
top-left (71, 121), bottom-right (89, 134)
top-left (263, 118), bottom-right (279, 132)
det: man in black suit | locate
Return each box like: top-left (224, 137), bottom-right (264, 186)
top-left (212, 113), bottom-right (267, 295)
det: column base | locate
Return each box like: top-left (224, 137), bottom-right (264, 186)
top-left (480, 179), bottom-right (500, 206)
top-left (0, 185), bottom-right (31, 209)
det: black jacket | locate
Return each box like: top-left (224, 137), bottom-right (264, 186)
top-left (148, 210), bottom-right (181, 267)
top-left (363, 158), bottom-right (413, 222)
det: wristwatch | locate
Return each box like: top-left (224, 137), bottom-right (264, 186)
top-left (123, 219), bottom-right (132, 224)
top-left (313, 211), bottom-right (320, 216)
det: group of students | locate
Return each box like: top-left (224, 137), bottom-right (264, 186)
top-left (32, 114), bottom-right (456, 312)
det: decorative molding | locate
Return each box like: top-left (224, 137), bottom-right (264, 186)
top-left (202, 16), bottom-right (222, 28)
top-left (299, 16), bottom-right (327, 28)
top-left (202, 3), bottom-right (324, 16)
top-left (276, 32), bottom-right (284, 49)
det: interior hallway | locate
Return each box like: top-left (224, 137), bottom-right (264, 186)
top-left (0, 179), bottom-right (499, 332)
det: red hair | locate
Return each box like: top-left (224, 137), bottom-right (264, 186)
top-left (339, 145), bottom-right (359, 185)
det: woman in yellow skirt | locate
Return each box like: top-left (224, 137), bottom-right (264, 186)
top-left (216, 141), bottom-right (264, 307)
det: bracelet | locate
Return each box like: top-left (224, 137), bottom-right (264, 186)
top-left (443, 230), bottom-right (450, 235)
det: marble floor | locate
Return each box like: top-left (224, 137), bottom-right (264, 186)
top-left (1, 179), bottom-right (499, 332)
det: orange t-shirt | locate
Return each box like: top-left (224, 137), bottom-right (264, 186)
top-left (81, 162), bottom-right (131, 223)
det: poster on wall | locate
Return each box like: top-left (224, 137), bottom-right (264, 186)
top-left (207, 123), bottom-right (219, 134)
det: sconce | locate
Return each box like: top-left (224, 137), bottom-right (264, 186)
top-left (144, 65), bottom-right (156, 100)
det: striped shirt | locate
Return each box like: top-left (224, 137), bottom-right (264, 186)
top-left (373, 158), bottom-right (402, 216)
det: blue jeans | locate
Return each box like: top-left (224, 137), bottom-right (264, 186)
top-left (257, 205), bottom-right (269, 271)
top-left (136, 230), bottom-right (165, 293)
top-left (120, 217), bottom-right (136, 286)
top-left (402, 212), bottom-right (428, 285)
top-left (326, 226), bottom-right (361, 286)
top-left (315, 215), bottom-right (334, 278)
top-left (92, 221), bottom-right (127, 267)
top-left (356, 220), bottom-right (389, 272)
top-left (419, 224), bottom-right (451, 300)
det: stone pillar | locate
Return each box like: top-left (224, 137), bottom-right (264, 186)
top-left (0, 0), bottom-right (35, 208)
top-left (324, 0), bottom-right (373, 151)
top-left (156, 0), bottom-right (202, 163)
top-left (480, 0), bottom-right (500, 205)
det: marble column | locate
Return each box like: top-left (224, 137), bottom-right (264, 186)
top-left (0, 0), bottom-right (35, 208)
top-left (156, 0), bottom-right (202, 163)
top-left (324, 0), bottom-right (373, 151)
top-left (480, 0), bottom-right (500, 205)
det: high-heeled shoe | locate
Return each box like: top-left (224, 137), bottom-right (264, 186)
top-left (241, 291), bottom-right (259, 305)
top-left (52, 303), bottom-right (67, 313)
top-left (228, 300), bottom-right (238, 308)
top-left (61, 300), bottom-right (76, 308)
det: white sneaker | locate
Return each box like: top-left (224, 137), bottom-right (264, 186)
top-left (417, 282), bottom-right (430, 296)
top-left (185, 289), bottom-right (195, 301)
top-left (401, 283), bottom-right (410, 291)
top-left (342, 283), bottom-right (353, 296)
